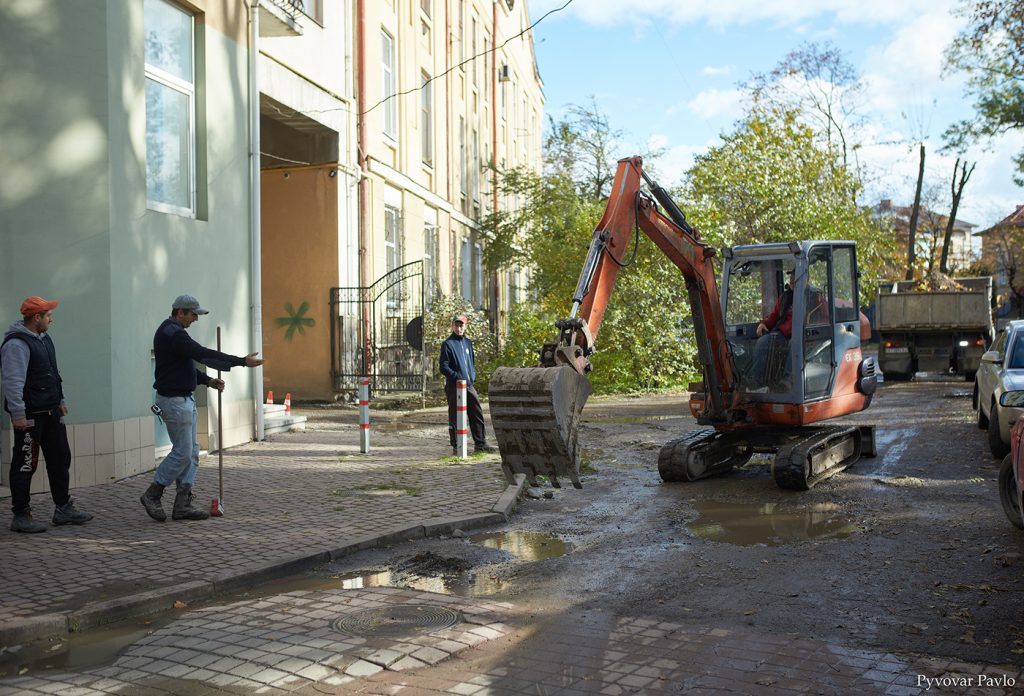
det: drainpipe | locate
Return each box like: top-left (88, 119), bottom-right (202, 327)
top-left (490, 0), bottom-right (501, 343)
top-left (250, 0), bottom-right (265, 440)
top-left (356, 0), bottom-right (371, 379)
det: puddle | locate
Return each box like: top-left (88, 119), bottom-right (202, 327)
top-left (687, 501), bottom-right (860, 546)
top-left (336, 568), bottom-right (506, 597)
top-left (587, 415), bottom-right (686, 423)
top-left (468, 530), bottom-right (571, 560)
top-left (0, 619), bottom-right (164, 678)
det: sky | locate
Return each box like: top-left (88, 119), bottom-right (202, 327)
top-left (528, 0), bottom-right (1024, 230)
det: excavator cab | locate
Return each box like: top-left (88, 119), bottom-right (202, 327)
top-left (724, 242), bottom-right (866, 408)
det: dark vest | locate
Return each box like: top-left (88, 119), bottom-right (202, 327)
top-left (2, 333), bottom-right (63, 414)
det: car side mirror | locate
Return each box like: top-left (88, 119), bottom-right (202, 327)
top-left (981, 350), bottom-right (1002, 364)
top-left (999, 390), bottom-right (1024, 408)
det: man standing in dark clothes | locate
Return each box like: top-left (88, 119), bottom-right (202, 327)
top-left (140, 295), bottom-right (263, 522)
top-left (2, 296), bottom-right (92, 533)
top-left (439, 314), bottom-right (493, 454)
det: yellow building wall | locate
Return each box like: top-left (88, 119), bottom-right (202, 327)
top-left (261, 166), bottom-right (339, 400)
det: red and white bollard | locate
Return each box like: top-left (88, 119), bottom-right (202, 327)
top-left (456, 379), bottom-right (468, 459)
top-left (358, 379), bottom-right (370, 453)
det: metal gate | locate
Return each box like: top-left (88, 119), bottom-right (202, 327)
top-left (330, 260), bottom-right (425, 394)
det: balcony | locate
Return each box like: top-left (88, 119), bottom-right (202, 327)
top-left (259, 0), bottom-right (305, 38)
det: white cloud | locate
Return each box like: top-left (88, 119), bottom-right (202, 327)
top-left (702, 65), bottom-right (733, 76)
top-left (684, 88), bottom-right (744, 120)
top-left (532, 0), bottom-right (951, 30)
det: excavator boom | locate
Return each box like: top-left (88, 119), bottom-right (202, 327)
top-left (490, 156), bottom-right (737, 488)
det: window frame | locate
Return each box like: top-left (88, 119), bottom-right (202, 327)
top-left (144, 0), bottom-right (196, 218)
top-left (421, 71), bottom-right (433, 167)
top-left (381, 29), bottom-right (398, 141)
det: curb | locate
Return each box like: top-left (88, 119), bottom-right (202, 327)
top-left (0, 475), bottom-right (526, 647)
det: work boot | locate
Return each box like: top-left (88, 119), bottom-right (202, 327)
top-left (474, 442), bottom-right (496, 453)
top-left (140, 482), bottom-right (167, 522)
top-left (10, 510), bottom-right (47, 533)
top-left (172, 486), bottom-right (210, 521)
top-left (53, 498), bottom-right (93, 526)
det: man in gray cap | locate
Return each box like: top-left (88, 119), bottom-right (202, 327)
top-left (140, 295), bottom-right (263, 522)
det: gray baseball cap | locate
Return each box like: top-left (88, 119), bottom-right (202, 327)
top-left (172, 294), bottom-right (209, 315)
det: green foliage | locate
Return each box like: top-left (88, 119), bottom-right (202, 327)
top-left (423, 294), bottom-right (496, 382)
top-left (944, 0), bottom-right (1024, 183)
top-left (682, 105), bottom-right (895, 305)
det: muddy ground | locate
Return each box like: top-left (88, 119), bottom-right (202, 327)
top-left (319, 379), bottom-right (1024, 667)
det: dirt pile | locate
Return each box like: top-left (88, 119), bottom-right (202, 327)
top-left (911, 270), bottom-right (970, 292)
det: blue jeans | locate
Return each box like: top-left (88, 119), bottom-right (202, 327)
top-left (751, 332), bottom-right (790, 385)
top-left (153, 394), bottom-right (199, 490)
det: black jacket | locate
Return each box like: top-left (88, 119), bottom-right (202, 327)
top-left (153, 318), bottom-right (245, 397)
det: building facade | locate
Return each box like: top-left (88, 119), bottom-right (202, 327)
top-left (1, 0), bottom-right (261, 494)
top-left (869, 199), bottom-right (978, 276)
top-left (346, 0), bottom-right (544, 395)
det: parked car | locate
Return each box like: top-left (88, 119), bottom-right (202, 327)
top-left (973, 319), bottom-right (1024, 458)
top-left (998, 390), bottom-right (1024, 530)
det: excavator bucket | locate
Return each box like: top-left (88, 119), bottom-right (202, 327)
top-left (488, 365), bottom-right (592, 489)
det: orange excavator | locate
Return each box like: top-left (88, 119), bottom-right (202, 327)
top-left (489, 156), bottom-right (878, 491)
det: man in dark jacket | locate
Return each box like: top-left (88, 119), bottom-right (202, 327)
top-left (140, 295), bottom-right (263, 522)
top-left (2, 296), bottom-right (92, 533)
top-left (439, 314), bottom-right (493, 454)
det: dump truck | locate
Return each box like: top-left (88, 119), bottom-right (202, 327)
top-left (876, 275), bottom-right (994, 381)
top-left (488, 156), bottom-right (878, 492)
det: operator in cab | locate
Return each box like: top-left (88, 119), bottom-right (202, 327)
top-left (750, 269), bottom-right (797, 390)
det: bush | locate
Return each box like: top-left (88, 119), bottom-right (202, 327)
top-left (424, 295), bottom-right (497, 383)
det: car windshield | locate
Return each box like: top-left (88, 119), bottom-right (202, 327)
top-left (1010, 332), bottom-right (1024, 369)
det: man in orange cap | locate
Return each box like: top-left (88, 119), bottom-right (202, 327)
top-left (2, 296), bottom-right (92, 533)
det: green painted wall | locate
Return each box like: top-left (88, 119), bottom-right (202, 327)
top-left (0, 0), bottom-right (255, 426)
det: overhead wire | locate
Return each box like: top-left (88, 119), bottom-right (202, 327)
top-left (359, 0), bottom-right (575, 119)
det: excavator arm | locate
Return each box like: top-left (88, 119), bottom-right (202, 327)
top-left (489, 156), bottom-right (737, 488)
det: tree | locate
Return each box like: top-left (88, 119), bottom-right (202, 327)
top-left (683, 105), bottom-right (892, 301)
top-left (979, 211), bottom-right (1024, 319)
top-left (743, 41), bottom-right (865, 184)
top-left (940, 157), bottom-right (976, 274)
top-left (906, 144), bottom-right (925, 280)
top-left (944, 0), bottom-right (1024, 184)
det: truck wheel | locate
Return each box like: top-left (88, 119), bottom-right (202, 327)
top-left (999, 455), bottom-right (1023, 530)
top-left (989, 404), bottom-right (1010, 459)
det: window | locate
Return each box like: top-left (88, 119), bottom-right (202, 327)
top-left (471, 128), bottom-right (479, 204)
top-left (296, 0), bottom-right (322, 23)
top-left (474, 243), bottom-right (484, 307)
top-left (423, 209), bottom-right (439, 309)
top-left (384, 199), bottom-right (403, 307)
top-left (831, 246), bottom-right (858, 323)
top-left (458, 117), bottom-right (467, 205)
top-left (460, 237), bottom-right (472, 301)
top-left (145, 0), bottom-right (195, 216)
top-left (381, 30), bottom-right (397, 140)
top-left (457, 0), bottom-right (464, 65)
top-left (471, 15), bottom-right (478, 87)
top-left (421, 72), bottom-right (432, 166)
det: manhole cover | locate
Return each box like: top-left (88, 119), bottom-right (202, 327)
top-left (331, 605), bottom-right (462, 637)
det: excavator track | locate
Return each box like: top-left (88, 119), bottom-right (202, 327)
top-left (658, 428), bottom-right (753, 482)
top-left (771, 425), bottom-right (862, 490)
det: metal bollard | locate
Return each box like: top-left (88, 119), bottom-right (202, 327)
top-left (456, 379), bottom-right (468, 458)
top-left (359, 379), bottom-right (370, 453)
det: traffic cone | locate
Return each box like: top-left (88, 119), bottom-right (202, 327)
top-left (210, 497), bottom-right (224, 517)
top-left (265, 390), bottom-right (274, 405)
top-left (284, 393), bottom-right (292, 414)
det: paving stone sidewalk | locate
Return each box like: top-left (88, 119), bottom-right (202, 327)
top-left (0, 408), bottom-right (518, 645)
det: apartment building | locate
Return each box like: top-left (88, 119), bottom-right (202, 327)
top-left (340, 0), bottom-right (544, 394)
